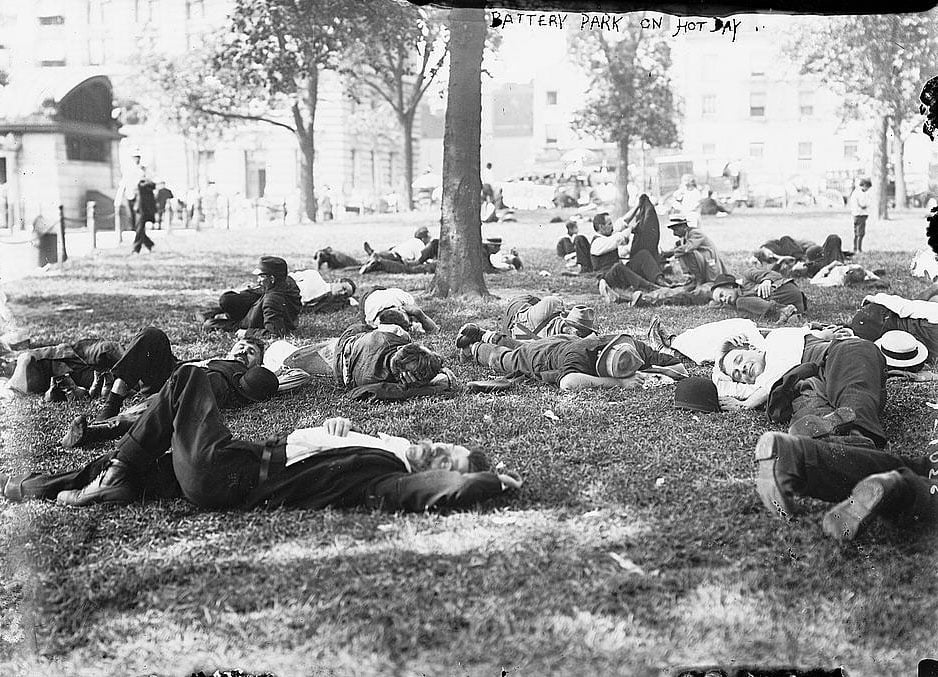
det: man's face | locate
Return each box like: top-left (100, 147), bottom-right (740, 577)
top-left (711, 286), bottom-right (739, 306)
top-left (227, 339), bottom-right (262, 368)
top-left (256, 273), bottom-right (275, 290)
top-left (329, 280), bottom-right (354, 297)
top-left (861, 184), bottom-right (870, 192)
top-left (722, 348), bottom-right (766, 384)
top-left (425, 443), bottom-right (472, 473)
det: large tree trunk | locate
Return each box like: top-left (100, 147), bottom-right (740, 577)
top-left (429, 7), bottom-right (488, 298)
top-left (615, 137), bottom-right (630, 217)
top-left (892, 118), bottom-right (907, 210)
top-left (871, 114), bottom-right (889, 220)
top-left (402, 109), bottom-right (415, 211)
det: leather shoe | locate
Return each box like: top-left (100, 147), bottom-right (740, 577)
top-left (56, 459), bottom-right (136, 506)
top-left (822, 471), bottom-right (904, 541)
top-left (60, 415), bottom-right (88, 448)
top-left (788, 407), bottom-right (856, 439)
top-left (754, 431), bottom-right (801, 521)
top-left (455, 323), bottom-right (484, 349)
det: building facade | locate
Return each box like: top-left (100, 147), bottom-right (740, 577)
top-left (0, 0), bottom-right (413, 225)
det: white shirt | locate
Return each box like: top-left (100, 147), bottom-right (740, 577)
top-left (285, 427), bottom-right (412, 470)
top-left (849, 188), bottom-right (870, 216)
top-left (391, 238), bottom-right (426, 262)
top-left (363, 288), bottom-right (415, 326)
top-left (590, 231), bottom-right (629, 256)
top-left (481, 166), bottom-right (494, 184)
top-left (711, 327), bottom-right (807, 398)
top-left (289, 269), bottom-right (329, 304)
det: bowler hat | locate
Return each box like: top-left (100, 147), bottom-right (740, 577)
top-left (875, 330), bottom-right (928, 370)
top-left (236, 366), bottom-right (280, 402)
top-left (253, 256), bottom-right (288, 278)
top-left (850, 303), bottom-right (891, 340)
top-left (667, 216), bottom-right (689, 229)
top-left (563, 305), bottom-right (596, 334)
top-left (596, 334), bottom-right (643, 378)
top-left (711, 274), bottom-right (739, 290)
top-left (674, 376), bottom-right (720, 413)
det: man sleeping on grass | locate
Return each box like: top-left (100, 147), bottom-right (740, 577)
top-left (1, 364), bottom-right (521, 512)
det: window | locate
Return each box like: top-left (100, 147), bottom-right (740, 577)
top-left (799, 90), bottom-right (814, 117)
top-left (38, 15), bottom-right (65, 25)
top-left (546, 90), bottom-right (558, 106)
top-left (702, 94), bottom-right (716, 117)
top-left (749, 142), bottom-right (764, 159)
top-left (797, 142), bottom-right (812, 160)
top-left (66, 135), bottom-right (109, 163)
top-left (186, 0), bottom-right (204, 19)
top-left (245, 151), bottom-right (266, 199)
top-left (749, 92), bottom-right (766, 118)
top-left (545, 124), bottom-right (560, 145)
top-left (702, 143), bottom-right (716, 156)
top-left (843, 141), bottom-right (858, 161)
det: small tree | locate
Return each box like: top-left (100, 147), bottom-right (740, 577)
top-left (429, 7), bottom-right (488, 299)
top-left (209, 0), bottom-right (372, 221)
top-left (345, 2), bottom-right (449, 210)
top-left (569, 15), bottom-right (679, 216)
top-left (785, 13), bottom-right (938, 217)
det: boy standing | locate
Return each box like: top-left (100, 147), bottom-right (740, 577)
top-left (849, 178), bottom-right (872, 253)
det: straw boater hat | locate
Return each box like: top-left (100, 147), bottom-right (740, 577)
top-left (875, 330), bottom-right (928, 370)
top-left (667, 216), bottom-right (689, 229)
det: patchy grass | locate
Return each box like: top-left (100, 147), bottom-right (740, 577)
top-left (1, 209), bottom-right (937, 676)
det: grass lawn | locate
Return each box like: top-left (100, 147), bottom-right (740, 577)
top-left (1, 207), bottom-right (937, 676)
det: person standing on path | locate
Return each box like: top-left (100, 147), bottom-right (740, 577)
top-left (848, 178), bottom-right (872, 253)
top-left (132, 177), bottom-right (157, 253)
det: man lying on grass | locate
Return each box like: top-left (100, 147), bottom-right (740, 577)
top-left (359, 286), bottom-right (438, 336)
top-left (455, 325), bottom-right (688, 391)
top-left (478, 293), bottom-right (598, 342)
top-left (282, 322), bottom-right (455, 401)
top-left (713, 326), bottom-right (889, 449)
top-left (59, 327), bottom-right (280, 450)
top-left (0, 364), bottom-right (521, 511)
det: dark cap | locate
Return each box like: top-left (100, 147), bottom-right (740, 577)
top-left (674, 376), bottom-right (720, 413)
top-left (711, 274), bottom-right (739, 290)
top-left (850, 303), bottom-right (890, 340)
top-left (252, 256), bottom-right (288, 278)
top-left (236, 366), bottom-right (280, 402)
top-left (414, 226), bottom-right (431, 239)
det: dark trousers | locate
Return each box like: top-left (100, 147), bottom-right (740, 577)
top-left (602, 261), bottom-right (659, 292)
top-left (772, 435), bottom-right (938, 525)
top-left (626, 249), bottom-right (663, 284)
top-left (114, 364), bottom-right (266, 508)
top-left (314, 248), bottom-right (360, 269)
top-left (573, 235), bottom-right (593, 272)
top-left (132, 213), bottom-right (155, 253)
top-left (853, 215), bottom-right (868, 252)
top-left (416, 239), bottom-right (440, 264)
top-left (805, 234), bottom-right (845, 276)
top-left (792, 338), bottom-right (887, 446)
top-left (368, 257), bottom-right (436, 274)
top-left (642, 285), bottom-right (711, 306)
top-left (110, 327), bottom-right (178, 392)
top-left (735, 282), bottom-right (807, 319)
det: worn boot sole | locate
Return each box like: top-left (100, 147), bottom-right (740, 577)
top-left (56, 485), bottom-right (136, 507)
top-left (821, 476), bottom-right (887, 541)
top-left (754, 432), bottom-right (799, 521)
top-left (60, 415), bottom-right (88, 449)
top-left (788, 407), bottom-right (856, 439)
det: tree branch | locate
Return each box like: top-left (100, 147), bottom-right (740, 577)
top-left (192, 106), bottom-right (296, 133)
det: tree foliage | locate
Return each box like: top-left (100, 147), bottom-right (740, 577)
top-left (569, 16), bottom-right (679, 215)
top-left (785, 13), bottom-right (938, 217)
top-left (344, 1), bottom-right (450, 210)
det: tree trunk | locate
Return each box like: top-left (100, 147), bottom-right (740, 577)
top-left (616, 137), bottom-right (630, 217)
top-left (892, 118), bottom-right (907, 210)
top-left (429, 7), bottom-right (488, 299)
top-left (402, 110), bottom-right (415, 211)
top-left (298, 69), bottom-right (319, 222)
top-left (871, 115), bottom-right (889, 220)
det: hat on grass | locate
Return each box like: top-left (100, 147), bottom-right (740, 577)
top-left (850, 303), bottom-right (892, 341)
top-left (674, 376), bottom-right (720, 413)
top-left (236, 366), bottom-right (280, 402)
top-left (875, 330), bottom-right (928, 370)
top-left (562, 305), bottom-right (596, 334)
top-left (710, 274), bottom-right (739, 290)
top-left (253, 256), bottom-right (288, 278)
top-left (596, 334), bottom-right (643, 378)
top-left (667, 216), bottom-right (689, 229)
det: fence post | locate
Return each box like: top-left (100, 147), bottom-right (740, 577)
top-left (57, 204), bottom-right (68, 263)
top-left (254, 199), bottom-right (259, 228)
top-left (282, 200), bottom-right (287, 227)
top-left (86, 201), bottom-right (96, 249)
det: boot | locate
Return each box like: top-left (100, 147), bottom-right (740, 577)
top-left (60, 415), bottom-right (134, 449)
top-left (56, 459), bottom-right (137, 506)
top-left (822, 470), bottom-right (905, 541)
top-left (95, 391), bottom-right (127, 421)
top-left (52, 374), bottom-right (89, 402)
